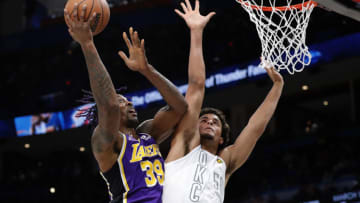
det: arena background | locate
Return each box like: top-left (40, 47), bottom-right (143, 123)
top-left (0, 0), bottom-right (359, 202)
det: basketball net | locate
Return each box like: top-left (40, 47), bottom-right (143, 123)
top-left (236, 0), bottom-right (317, 74)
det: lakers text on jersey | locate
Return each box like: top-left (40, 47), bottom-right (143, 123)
top-left (101, 133), bottom-right (164, 203)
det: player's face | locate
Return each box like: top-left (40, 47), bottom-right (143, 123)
top-left (118, 94), bottom-right (138, 128)
top-left (198, 113), bottom-right (222, 143)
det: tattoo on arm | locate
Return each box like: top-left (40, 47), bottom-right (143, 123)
top-left (82, 43), bottom-right (118, 107)
top-left (81, 43), bottom-right (120, 151)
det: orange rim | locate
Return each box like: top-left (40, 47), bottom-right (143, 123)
top-left (236, 0), bottom-right (318, 11)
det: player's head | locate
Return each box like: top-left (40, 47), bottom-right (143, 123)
top-left (117, 94), bottom-right (138, 128)
top-left (77, 88), bottom-right (138, 130)
top-left (199, 107), bottom-right (230, 150)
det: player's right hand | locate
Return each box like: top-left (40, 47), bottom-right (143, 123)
top-left (64, 3), bottom-right (96, 45)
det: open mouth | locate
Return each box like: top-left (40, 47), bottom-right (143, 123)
top-left (128, 109), bottom-right (137, 116)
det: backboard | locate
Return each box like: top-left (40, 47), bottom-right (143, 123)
top-left (314, 0), bottom-right (360, 21)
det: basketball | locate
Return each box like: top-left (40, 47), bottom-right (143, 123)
top-left (64, 0), bottom-right (110, 36)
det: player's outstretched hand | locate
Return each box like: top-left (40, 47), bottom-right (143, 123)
top-left (118, 27), bottom-right (152, 74)
top-left (175, 0), bottom-right (216, 31)
top-left (261, 58), bottom-right (284, 85)
top-left (64, 3), bottom-right (96, 45)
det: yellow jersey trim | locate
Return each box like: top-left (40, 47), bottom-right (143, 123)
top-left (99, 171), bottom-right (114, 200)
top-left (118, 133), bottom-right (130, 203)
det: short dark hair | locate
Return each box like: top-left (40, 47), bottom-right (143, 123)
top-left (199, 107), bottom-right (230, 150)
top-left (76, 88), bottom-right (127, 130)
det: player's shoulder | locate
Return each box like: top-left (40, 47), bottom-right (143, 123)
top-left (218, 146), bottom-right (231, 166)
top-left (137, 132), bottom-right (156, 142)
top-left (136, 119), bottom-right (153, 134)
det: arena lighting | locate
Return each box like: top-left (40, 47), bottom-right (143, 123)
top-left (303, 200), bottom-right (320, 203)
top-left (302, 85), bottom-right (309, 91)
top-left (24, 143), bottom-right (30, 149)
top-left (50, 187), bottom-right (56, 194)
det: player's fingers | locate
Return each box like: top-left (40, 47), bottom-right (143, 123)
top-left (206, 12), bottom-right (216, 21)
top-left (174, 9), bottom-right (185, 18)
top-left (73, 3), bottom-right (79, 21)
top-left (265, 66), bottom-right (271, 74)
top-left (133, 31), bottom-right (140, 47)
top-left (185, 0), bottom-right (193, 11)
top-left (141, 39), bottom-right (145, 53)
top-left (88, 12), bottom-right (96, 25)
top-left (118, 51), bottom-right (129, 62)
top-left (80, 4), bottom-right (86, 22)
top-left (180, 2), bottom-right (189, 13)
top-left (261, 57), bottom-right (272, 69)
top-left (123, 32), bottom-right (132, 49)
top-left (64, 9), bottom-right (70, 20)
top-left (195, 0), bottom-right (200, 12)
top-left (129, 27), bottom-right (136, 45)
top-left (68, 29), bottom-right (75, 38)
top-left (64, 9), bottom-right (73, 28)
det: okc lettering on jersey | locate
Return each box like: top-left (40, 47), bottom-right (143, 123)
top-left (130, 143), bottom-right (161, 163)
top-left (190, 151), bottom-right (208, 201)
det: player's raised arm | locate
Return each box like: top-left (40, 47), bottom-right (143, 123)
top-left (64, 4), bottom-right (121, 172)
top-left (118, 27), bottom-right (188, 143)
top-left (166, 0), bottom-right (216, 162)
top-left (220, 60), bottom-right (284, 183)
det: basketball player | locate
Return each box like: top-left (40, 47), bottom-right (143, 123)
top-left (162, 1), bottom-right (284, 202)
top-left (64, 3), bottom-right (188, 203)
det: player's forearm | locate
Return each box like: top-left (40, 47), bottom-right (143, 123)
top-left (247, 82), bottom-right (283, 136)
top-left (80, 41), bottom-right (119, 109)
top-left (188, 30), bottom-right (205, 86)
top-left (141, 66), bottom-right (187, 114)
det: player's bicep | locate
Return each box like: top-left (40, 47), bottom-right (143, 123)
top-left (145, 107), bottom-right (180, 143)
top-left (91, 126), bottom-right (122, 172)
top-left (225, 127), bottom-right (259, 175)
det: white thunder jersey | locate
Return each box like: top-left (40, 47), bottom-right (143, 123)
top-left (163, 146), bottom-right (226, 203)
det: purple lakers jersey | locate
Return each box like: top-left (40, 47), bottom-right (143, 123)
top-left (100, 132), bottom-right (164, 203)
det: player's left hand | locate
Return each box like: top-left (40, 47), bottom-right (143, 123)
top-left (175, 0), bottom-right (216, 31)
top-left (118, 27), bottom-right (151, 74)
top-left (266, 67), bottom-right (284, 84)
top-left (261, 58), bottom-right (284, 84)
top-left (64, 4), bottom-right (96, 45)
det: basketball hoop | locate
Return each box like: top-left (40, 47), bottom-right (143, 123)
top-left (236, 0), bottom-right (318, 74)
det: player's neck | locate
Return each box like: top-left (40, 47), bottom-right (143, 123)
top-left (200, 139), bottom-right (219, 155)
top-left (119, 127), bottom-right (137, 139)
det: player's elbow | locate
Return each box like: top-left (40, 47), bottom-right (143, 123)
top-left (91, 136), bottom-right (114, 154)
top-left (176, 100), bottom-right (188, 116)
top-left (91, 127), bottom-right (117, 153)
top-left (189, 77), bottom-right (206, 88)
